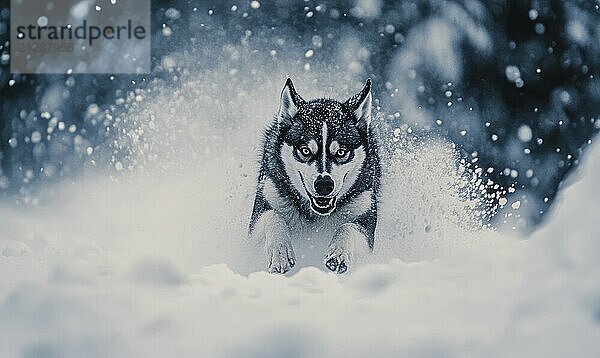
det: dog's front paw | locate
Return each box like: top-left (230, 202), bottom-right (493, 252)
top-left (267, 241), bottom-right (296, 274)
top-left (324, 241), bottom-right (351, 274)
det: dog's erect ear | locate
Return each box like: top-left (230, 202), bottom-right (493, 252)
top-left (278, 78), bottom-right (305, 128)
top-left (345, 79), bottom-right (372, 131)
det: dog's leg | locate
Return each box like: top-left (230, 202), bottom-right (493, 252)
top-left (325, 205), bottom-right (376, 274)
top-left (251, 210), bottom-right (296, 274)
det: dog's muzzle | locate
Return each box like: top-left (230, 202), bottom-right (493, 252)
top-left (298, 171), bottom-right (338, 215)
top-left (309, 174), bottom-right (337, 215)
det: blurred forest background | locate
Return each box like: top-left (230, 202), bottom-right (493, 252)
top-left (0, 0), bottom-right (598, 231)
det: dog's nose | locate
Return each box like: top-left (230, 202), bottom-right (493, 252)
top-left (314, 175), bottom-right (334, 196)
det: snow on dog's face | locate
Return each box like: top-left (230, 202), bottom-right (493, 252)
top-left (277, 78), bottom-right (372, 215)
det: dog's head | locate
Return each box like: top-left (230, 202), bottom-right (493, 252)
top-left (277, 78), bottom-right (373, 216)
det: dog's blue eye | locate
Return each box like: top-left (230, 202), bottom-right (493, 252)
top-left (299, 147), bottom-right (311, 156)
top-left (336, 149), bottom-right (347, 157)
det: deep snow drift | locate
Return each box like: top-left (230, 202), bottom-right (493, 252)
top-left (1, 68), bottom-right (599, 356)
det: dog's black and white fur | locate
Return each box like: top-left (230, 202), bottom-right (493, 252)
top-left (249, 78), bottom-right (380, 274)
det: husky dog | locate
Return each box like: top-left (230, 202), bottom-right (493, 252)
top-left (249, 78), bottom-right (380, 274)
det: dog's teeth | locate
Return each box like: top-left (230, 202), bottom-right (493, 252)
top-left (311, 197), bottom-right (335, 209)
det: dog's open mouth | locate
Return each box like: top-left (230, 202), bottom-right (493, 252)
top-left (309, 194), bottom-right (337, 215)
top-left (298, 171), bottom-right (339, 215)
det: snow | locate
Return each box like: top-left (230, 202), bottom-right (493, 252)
top-left (505, 65), bottom-right (523, 85)
top-left (518, 124), bottom-right (533, 142)
top-left (37, 16), bottom-right (48, 26)
top-left (351, 0), bottom-right (383, 19)
top-left (70, 1), bottom-right (90, 19)
top-left (1, 72), bottom-right (600, 356)
top-left (165, 8), bottom-right (181, 20)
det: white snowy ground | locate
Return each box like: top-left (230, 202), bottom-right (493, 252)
top-left (1, 70), bottom-right (600, 356)
top-left (2, 132), bottom-right (600, 357)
